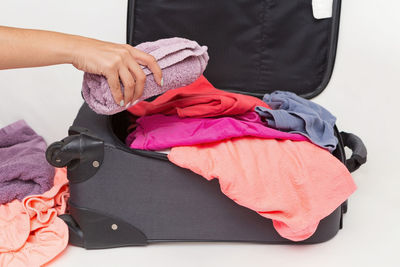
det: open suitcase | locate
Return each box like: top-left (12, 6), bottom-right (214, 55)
top-left (46, 0), bottom-right (367, 249)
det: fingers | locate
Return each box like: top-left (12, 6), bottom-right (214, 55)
top-left (102, 44), bottom-right (160, 106)
top-left (118, 67), bottom-right (135, 105)
top-left (106, 73), bottom-right (124, 106)
top-left (127, 60), bottom-right (146, 101)
top-left (125, 45), bottom-right (163, 86)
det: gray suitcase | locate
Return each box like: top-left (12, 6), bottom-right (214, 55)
top-left (46, 0), bottom-right (367, 249)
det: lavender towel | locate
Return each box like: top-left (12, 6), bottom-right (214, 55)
top-left (82, 37), bottom-right (209, 115)
top-left (255, 91), bottom-right (338, 152)
top-left (0, 120), bottom-right (55, 204)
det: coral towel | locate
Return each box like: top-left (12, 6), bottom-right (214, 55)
top-left (168, 137), bottom-right (356, 241)
top-left (0, 168), bottom-right (69, 267)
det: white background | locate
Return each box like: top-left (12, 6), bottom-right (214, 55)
top-left (0, 0), bottom-right (399, 266)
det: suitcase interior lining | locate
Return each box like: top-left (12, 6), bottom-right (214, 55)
top-left (127, 0), bottom-right (341, 98)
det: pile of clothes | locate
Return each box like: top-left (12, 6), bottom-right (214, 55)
top-left (81, 36), bottom-right (358, 243)
top-left (0, 120), bottom-right (69, 267)
top-left (126, 75), bottom-right (357, 241)
top-left (0, 36), bottom-right (357, 265)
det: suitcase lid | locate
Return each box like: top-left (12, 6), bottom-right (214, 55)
top-left (127, 0), bottom-right (341, 99)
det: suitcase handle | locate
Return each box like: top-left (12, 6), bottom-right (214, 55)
top-left (340, 131), bottom-right (367, 172)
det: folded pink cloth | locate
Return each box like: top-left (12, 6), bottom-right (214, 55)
top-left (82, 37), bottom-right (209, 115)
top-left (126, 112), bottom-right (308, 150)
top-left (0, 168), bottom-right (69, 267)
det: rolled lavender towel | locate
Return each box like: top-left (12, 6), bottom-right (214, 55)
top-left (0, 120), bottom-right (55, 204)
top-left (82, 37), bottom-right (209, 115)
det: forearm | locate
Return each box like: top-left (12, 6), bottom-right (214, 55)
top-left (0, 25), bottom-right (162, 105)
top-left (0, 26), bottom-right (84, 69)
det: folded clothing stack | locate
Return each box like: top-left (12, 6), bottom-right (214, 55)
top-left (82, 37), bottom-right (209, 115)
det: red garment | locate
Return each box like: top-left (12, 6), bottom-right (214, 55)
top-left (128, 75), bottom-right (270, 118)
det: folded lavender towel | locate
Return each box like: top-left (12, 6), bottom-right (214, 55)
top-left (0, 120), bottom-right (55, 204)
top-left (82, 37), bottom-right (209, 115)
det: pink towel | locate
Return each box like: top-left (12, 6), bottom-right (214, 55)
top-left (168, 137), bottom-right (356, 241)
top-left (0, 168), bottom-right (69, 267)
top-left (126, 112), bottom-right (308, 150)
top-left (82, 37), bottom-right (209, 115)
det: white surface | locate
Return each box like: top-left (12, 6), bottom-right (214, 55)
top-left (0, 0), bottom-right (399, 266)
top-left (312, 0), bottom-right (333, 19)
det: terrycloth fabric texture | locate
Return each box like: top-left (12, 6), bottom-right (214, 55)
top-left (128, 75), bottom-right (270, 118)
top-left (168, 137), bottom-right (356, 241)
top-left (255, 91), bottom-right (338, 152)
top-left (126, 112), bottom-right (308, 150)
top-left (0, 168), bottom-right (69, 267)
top-left (82, 37), bottom-right (209, 115)
top-left (0, 120), bottom-right (55, 205)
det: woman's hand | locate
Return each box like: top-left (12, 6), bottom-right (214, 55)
top-left (0, 26), bottom-right (162, 106)
top-left (71, 38), bottom-right (163, 106)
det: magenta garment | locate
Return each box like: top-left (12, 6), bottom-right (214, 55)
top-left (126, 112), bottom-right (308, 150)
top-left (82, 37), bottom-right (209, 115)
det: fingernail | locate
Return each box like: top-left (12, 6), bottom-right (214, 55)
top-left (160, 77), bottom-right (164, 87)
top-left (125, 102), bottom-right (131, 107)
top-left (120, 100), bottom-right (124, 107)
